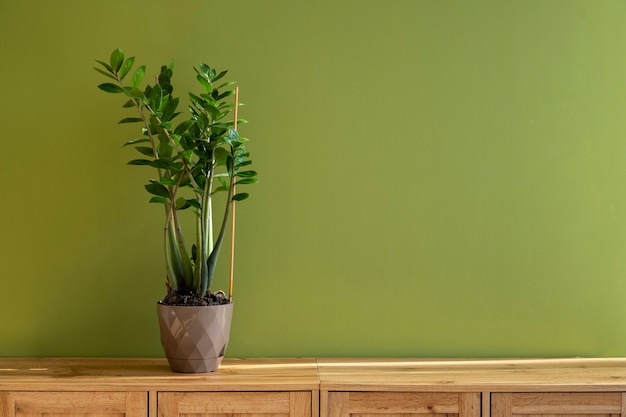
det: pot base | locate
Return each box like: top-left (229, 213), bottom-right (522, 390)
top-left (166, 356), bottom-right (224, 373)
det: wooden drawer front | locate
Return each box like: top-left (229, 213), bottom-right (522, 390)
top-left (158, 391), bottom-right (312, 417)
top-left (328, 392), bottom-right (481, 417)
top-left (0, 391), bottom-right (147, 417)
top-left (491, 393), bottom-right (626, 417)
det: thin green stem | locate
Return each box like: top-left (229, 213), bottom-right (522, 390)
top-left (205, 148), bottom-right (237, 292)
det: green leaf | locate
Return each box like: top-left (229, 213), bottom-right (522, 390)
top-left (234, 147), bottom-right (249, 157)
top-left (159, 176), bottom-right (178, 186)
top-left (222, 128), bottom-right (240, 146)
top-left (178, 150), bottom-right (194, 163)
top-left (215, 89), bottom-right (235, 101)
top-left (196, 74), bottom-right (212, 93)
top-left (149, 83), bottom-right (163, 111)
top-left (145, 181), bottom-right (170, 198)
top-left (234, 160), bottom-right (252, 168)
top-left (119, 56), bottom-right (135, 80)
top-left (175, 197), bottom-right (189, 209)
top-left (123, 138), bottom-right (150, 147)
top-left (127, 88), bottom-right (145, 100)
top-left (95, 59), bottom-right (114, 73)
top-left (217, 177), bottom-right (229, 188)
top-left (130, 65), bottom-right (146, 88)
top-left (158, 138), bottom-right (172, 159)
top-left (199, 63), bottom-right (212, 77)
top-left (187, 199), bottom-right (201, 209)
top-left (205, 103), bottom-right (222, 120)
top-left (212, 185), bottom-right (228, 194)
top-left (149, 159), bottom-right (181, 170)
top-left (127, 159), bottom-right (152, 166)
top-left (94, 67), bottom-right (117, 81)
top-left (232, 192), bottom-right (250, 201)
top-left (118, 117), bottom-right (143, 124)
top-left (213, 70), bottom-right (228, 83)
top-left (235, 177), bottom-right (258, 185)
top-left (188, 92), bottom-right (206, 109)
top-left (236, 170), bottom-right (257, 178)
top-left (214, 147), bottom-right (229, 165)
top-left (149, 196), bottom-right (168, 204)
top-left (174, 119), bottom-right (195, 135)
top-left (135, 146), bottom-right (155, 156)
top-left (97, 83), bottom-right (124, 93)
top-left (110, 49), bottom-right (124, 72)
top-left (161, 97), bottom-right (179, 122)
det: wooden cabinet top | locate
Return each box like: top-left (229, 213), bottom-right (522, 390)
top-left (0, 358), bottom-right (319, 391)
top-left (317, 358), bottom-right (626, 392)
top-left (3, 358), bottom-right (626, 392)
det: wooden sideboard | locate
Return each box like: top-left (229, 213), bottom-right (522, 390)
top-left (0, 358), bottom-right (319, 417)
top-left (3, 358), bottom-right (626, 417)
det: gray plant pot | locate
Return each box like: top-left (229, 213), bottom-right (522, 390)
top-left (157, 302), bottom-right (233, 373)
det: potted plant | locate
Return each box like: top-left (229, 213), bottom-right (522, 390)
top-left (95, 49), bottom-right (257, 373)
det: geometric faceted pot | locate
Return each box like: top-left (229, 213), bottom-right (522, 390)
top-left (157, 302), bottom-right (233, 373)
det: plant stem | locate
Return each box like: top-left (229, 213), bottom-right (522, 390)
top-left (206, 148), bottom-right (237, 289)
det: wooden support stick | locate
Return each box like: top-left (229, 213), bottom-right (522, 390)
top-left (229, 86), bottom-right (239, 302)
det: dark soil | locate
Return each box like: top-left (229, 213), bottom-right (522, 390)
top-left (159, 289), bottom-right (231, 306)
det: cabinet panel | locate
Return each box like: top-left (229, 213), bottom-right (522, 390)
top-left (0, 391), bottom-right (147, 417)
top-left (327, 392), bottom-right (480, 417)
top-left (158, 391), bottom-right (312, 417)
top-left (491, 393), bottom-right (626, 417)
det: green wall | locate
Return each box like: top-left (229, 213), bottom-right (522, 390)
top-left (2, 0), bottom-right (626, 358)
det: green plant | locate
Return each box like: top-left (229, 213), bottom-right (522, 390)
top-left (95, 49), bottom-right (256, 304)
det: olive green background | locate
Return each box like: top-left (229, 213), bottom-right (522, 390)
top-left (2, 0), bottom-right (626, 358)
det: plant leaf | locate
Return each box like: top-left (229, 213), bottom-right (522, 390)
top-left (127, 88), bottom-right (145, 100)
top-left (135, 146), bottom-right (155, 156)
top-left (123, 138), bottom-right (150, 147)
top-left (196, 74), bottom-right (212, 93)
top-left (232, 192), bottom-right (250, 201)
top-left (130, 65), bottom-right (146, 88)
top-left (127, 159), bottom-right (152, 166)
top-left (161, 97), bottom-right (179, 122)
top-left (215, 89), bottom-right (235, 101)
top-left (95, 59), bottom-right (114, 73)
top-left (187, 199), bottom-right (201, 209)
top-left (212, 185), bottom-right (228, 194)
top-left (175, 197), bottom-right (189, 209)
top-left (97, 83), bottom-right (124, 93)
top-left (236, 170), bottom-right (257, 178)
top-left (149, 159), bottom-right (181, 170)
top-left (178, 150), bottom-right (194, 163)
top-left (199, 63), bottom-right (212, 76)
top-left (149, 196), bottom-right (168, 204)
top-left (145, 181), bottom-right (170, 198)
top-left (213, 70), bottom-right (228, 83)
top-left (149, 83), bottom-right (163, 111)
top-left (159, 176), bottom-right (178, 186)
top-left (118, 117), bottom-right (143, 124)
top-left (94, 67), bottom-right (117, 81)
top-left (214, 147), bottom-right (229, 165)
top-left (119, 56), bottom-right (135, 80)
top-left (110, 49), bottom-right (124, 72)
top-left (235, 160), bottom-right (252, 168)
top-left (235, 177), bottom-right (258, 185)
top-left (174, 119), bottom-right (195, 135)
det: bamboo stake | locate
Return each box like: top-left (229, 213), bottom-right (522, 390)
top-left (229, 86), bottom-right (239, 302)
